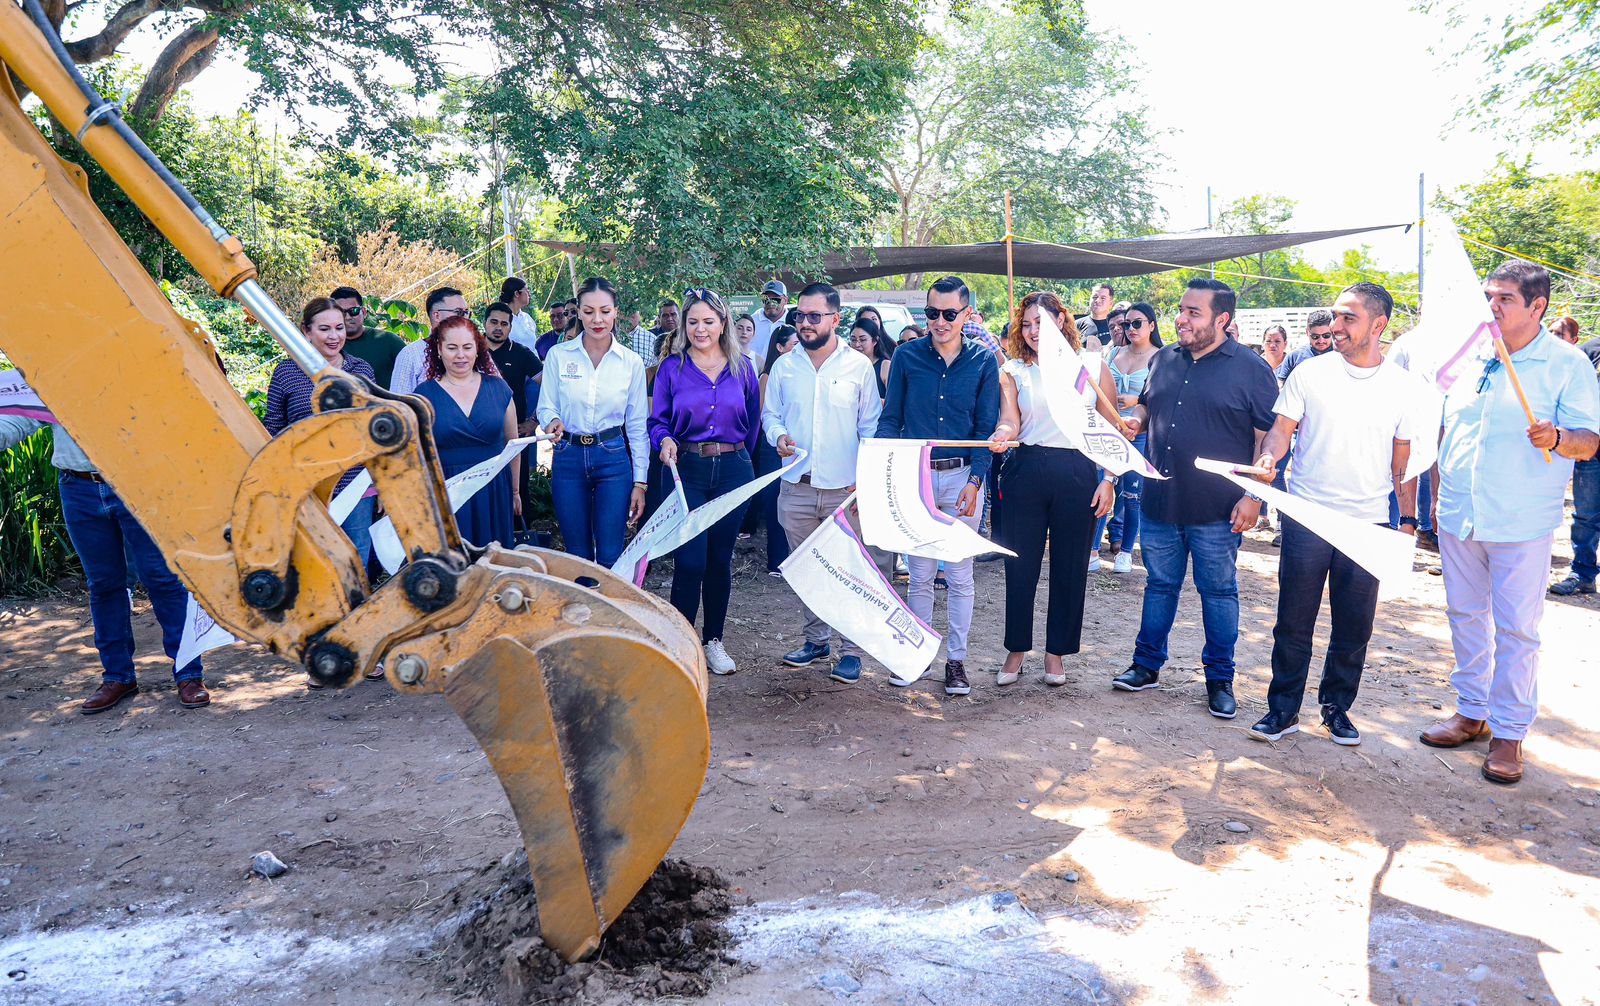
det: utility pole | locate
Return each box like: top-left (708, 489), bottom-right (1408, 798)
top-left (1417, 173), bottom-right (1425, 300)
top-left (1206, 185), bottom-right (1215, 278)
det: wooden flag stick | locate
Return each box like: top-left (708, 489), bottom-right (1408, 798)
top-left (1004, 190), bottom-right (1016, 325)
top-left (1491, 327), bottom-right (1553, 464)
top-left (929, 439), bottom-right (1021, 450)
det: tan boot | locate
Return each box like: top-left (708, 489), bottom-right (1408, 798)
top-left (1482, 738), bottom-right (1523, 785)
top-left (1419, 713), bottom-right (1489, 748)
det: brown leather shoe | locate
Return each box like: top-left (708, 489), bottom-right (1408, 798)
top-left (1418, 713), bottom-right (1490, 748)
top-left (1482, 738), bottom-right (1523, 785)
top-left (177, 679), bottom-right (211, 709)
top-left (82, 681), bottom-right (138, 715)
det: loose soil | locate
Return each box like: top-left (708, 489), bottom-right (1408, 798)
top-left (2, 520), bottom-right (1597, 1005)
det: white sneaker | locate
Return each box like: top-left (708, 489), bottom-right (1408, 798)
top-left (1088, 553), bottom-right (1100, 572)
top-left (704, 639), bottom-right (737, 675)
top-left (1112, 552), bottom-right (1133, 574)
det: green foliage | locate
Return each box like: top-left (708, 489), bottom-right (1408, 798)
top-left (367, 298), bottom-right (429, 343)
top-left (0, 427), bottom-right (80, 597)
top-left (303, 150), bottom-right (481, 264)
top-left (162, 281), bottom-right (277, 418)
top-left (1427, 0), bottom-right (1600, 153)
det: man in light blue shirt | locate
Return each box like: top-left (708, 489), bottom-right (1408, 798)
top-left (1419, 262), bottom-right (1600, 785)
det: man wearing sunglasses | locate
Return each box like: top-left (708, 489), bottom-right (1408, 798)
top-left (751, 280), bottom-right (789, 363)
top-left (1275, 309), bottom-right (1336, 381)
top-left (388, 286), bottom-right (471, 395)
top-left (876, 275), bottom-right (1001, 696)
top-left (1420, 261), bottom-right (1599, 785)
top-left (331, 286), bottom-right (407, 389)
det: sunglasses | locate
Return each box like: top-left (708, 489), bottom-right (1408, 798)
top-left (1124, 319), bottom-right (1146, 330)
top-left (762, 295), bottom-right (784, 304)
top-left (682, 287), bottom-right (715, 304)
top-left (1477, 357), bottom-right (1501, 394)
top-left (342, 305), bottom-right (364, 317)
top-left (923, 307), bottom-right (967, 322)
top-left (1310, 332), bottom-right (1333, 341)
top-left (793, 310), bottom-right (836, 326)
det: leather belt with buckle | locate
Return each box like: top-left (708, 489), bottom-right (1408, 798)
top-left (929, 457), bottom-right (964, 472)
top-left (687, 442), bottom-right (742, 457)
top-left (61, 468), bottom-right (109, 483)
top-left (564, 425), bottom-right (623, 446)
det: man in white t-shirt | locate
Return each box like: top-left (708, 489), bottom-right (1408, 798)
top-left (1246, 282), bottom-right (1421, 747)
top-left (750, 281), bottom-right (788, 363)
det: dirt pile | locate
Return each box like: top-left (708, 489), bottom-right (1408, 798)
top-left (434, 850), bottom-right (742, 1003)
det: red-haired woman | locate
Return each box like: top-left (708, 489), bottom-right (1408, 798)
top-left (415, 316), bottom-right (519, 548)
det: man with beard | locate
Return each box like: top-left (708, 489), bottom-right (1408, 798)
top-left (483, 301), bottom-right (542, 436)
top-left (1275, 309), bottom-right (1335, 381)
top-left (878, 275), bottom-right (1001, 696)
top-left (1248, 283), bottom-right (1423, 746)
top-left (751, 281), bottom-right (789, 363)
top-left (534, 299), bottom-right (569, 361)
top-left (1112, 278), bottom-right (1279, 718)
top-left (766, 283), bottom-right (883, 685)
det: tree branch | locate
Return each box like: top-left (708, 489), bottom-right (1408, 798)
top-left (64, 0), bottom-right (186, 64)
top-left (127, 18), bottom-right (222, 122)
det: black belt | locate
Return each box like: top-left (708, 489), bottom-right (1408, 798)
top-left (563, 426), bottom-right (623, 446)
top-left (61, 469), bottom-right (109, 483)
top-left (685, 442), bottom-right (743, 457)
top-left (929, 457), bottom-right (964, 472)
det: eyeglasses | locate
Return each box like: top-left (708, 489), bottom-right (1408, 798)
top-left (923, 307), bottom-right (967, 322)
top-left (437, 307), bottom-right (470, 319)
top-left (342, 305), bottom-right (364, 317)
top-left (1477, 357), bottom-right (1501, 394)
top-left (792, 310), bottom-right (836, 325)
top-left (1124, 319), bottom-right (1146, 330)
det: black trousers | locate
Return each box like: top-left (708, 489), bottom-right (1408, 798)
top-left (1267, 515), bottom-right (1381, 717)
top-left (998, 445), bottom-right (1099, 655)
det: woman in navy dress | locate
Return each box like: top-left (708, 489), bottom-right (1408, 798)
top-left (414, 316), bottom-right (519, 548)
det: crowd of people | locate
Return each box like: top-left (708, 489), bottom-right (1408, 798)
top-left (4, 259), bottom-right (1597, 789)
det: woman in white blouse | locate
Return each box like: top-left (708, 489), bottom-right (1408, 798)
top-left (535, 276), bottom-right (650, 567)
top-left (988, 291), bottom-right (1121, 687)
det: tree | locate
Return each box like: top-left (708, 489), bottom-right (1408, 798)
top-left (1426, 0), bottom-right (1600, 153)
top-left (879, 1), bottom-right (1160, 283)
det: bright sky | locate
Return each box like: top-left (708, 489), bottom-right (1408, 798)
top-left (1089, 0), bottom-right (1583, 269)
top-left (112, 0), bottom-right (1578, 272)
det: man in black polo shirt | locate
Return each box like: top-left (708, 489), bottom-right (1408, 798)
top-left (877, 275), bottom-right (1000, 696)
top-left (1112, 278), bottom-right (1279, 718)
top-left (484, 301), bottom-right (543, 514)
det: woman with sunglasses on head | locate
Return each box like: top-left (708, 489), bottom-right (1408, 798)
top-left (847, 316), bottom-right (896, 399)
top-left (1098, 302), bottom-right (1163, 573)
top-left (988, 291), bottom-right (1120, 687)
top-left (538, 276), bottom-right (649, 568)
top-left (650, 288), bottom-right (761, 675)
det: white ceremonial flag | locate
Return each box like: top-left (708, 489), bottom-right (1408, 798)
top-left (175, 594), bottom-right (238, 669)
top-left (780, 508), bottom-right (943, 682)
top-left (616, 449), bottom-right (809, 584)
top-left (1195, 457), bottom-right (1417, 598)
top-left (611, 489), bottom-right (690, 585)
top-left (1035, 312), bottom-right (1165, 480)
top-left (0, 370), bottom-right (56, 423)
top-left (328, 469), bottom-right (373, 525)
top-left (372, 435), bottom-right (545, 573)
top-left (1398, 213), bottom-right (1498, 393)
top-left (855, 439), bottom-right (1014, 561)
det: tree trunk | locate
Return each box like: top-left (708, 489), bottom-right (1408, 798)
top-left (127, 20), bottom-right (223, 124)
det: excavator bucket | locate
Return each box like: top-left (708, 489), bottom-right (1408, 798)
top-left (446, 631), bottom-right (710, 959)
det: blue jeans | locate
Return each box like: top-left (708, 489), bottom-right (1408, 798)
top-left (341, 495), bottom-right (375, 565)
top-left (1105, 433), bottom-right (1146, 551)
top-left (1132, 517), bottom-right (1242, 681)
top-left (665, 449), bottom-right (754, 642)
top-left (58, 474), bottom-right (201, 685)
top-left (1569, 457), bottom-right (1600, 582)
top-left (550, 436), bottom-right (634, 567)
top-left (1387, 467), bottom-right (1434, 533)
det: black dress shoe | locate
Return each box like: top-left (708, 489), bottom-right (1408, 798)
top-left (1112, 665), bottom-right (1160, 691)
top-left (1206, 680), bottom-right (1237, 719)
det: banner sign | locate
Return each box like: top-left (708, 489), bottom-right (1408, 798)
top-left (855, 439), bottom-right (1013, 561)
top-left (1036, 312), bottom-right (1163, 479)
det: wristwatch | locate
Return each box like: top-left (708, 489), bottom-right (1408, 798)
top-left (1245, 492), bottom-right (1265, 504)
top-left (1102, 474), bottom-right (1119, 487)
top-left (1399, 515), bottom-right (1419, 529)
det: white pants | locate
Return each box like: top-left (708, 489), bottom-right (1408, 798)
top-left (1438, 531), bottom-right (1551, 741)
top-left (907, 466), bottom-right (983, 662)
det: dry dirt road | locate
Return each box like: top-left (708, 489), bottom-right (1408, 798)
top-left (2, 526), bottom-right (1597, 1006)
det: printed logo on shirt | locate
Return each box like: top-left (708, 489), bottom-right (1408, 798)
top-left (562, 361), bottom-right (582, 380)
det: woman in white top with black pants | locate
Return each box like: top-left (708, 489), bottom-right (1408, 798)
top-left (536, 276), bottom-right (650, 567)
top-left (988, 291), bottom-right (1121, 687)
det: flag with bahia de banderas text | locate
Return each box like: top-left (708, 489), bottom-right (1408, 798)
top-left (1035, 312), bottom-right (1163, 480)
top-left (780, 508), bottom-right (942, 683)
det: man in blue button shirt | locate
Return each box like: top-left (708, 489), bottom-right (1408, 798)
top-left (1418, 262), bottom-right (1599, 785)
top-left (877, 275), bottom-right (1000, 696)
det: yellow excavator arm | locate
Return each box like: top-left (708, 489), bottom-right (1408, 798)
top-left (0, 0), bottom-right (708, 961)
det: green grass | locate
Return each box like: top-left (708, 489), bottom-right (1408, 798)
top-left (0, 426), bottom-right (80, 596)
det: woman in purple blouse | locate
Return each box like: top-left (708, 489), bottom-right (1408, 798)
top-left (649, 288), bottom-right (761, 675)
